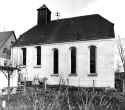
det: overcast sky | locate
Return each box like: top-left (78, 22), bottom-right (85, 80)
top-left (0, 0), bottom-right (124, 38)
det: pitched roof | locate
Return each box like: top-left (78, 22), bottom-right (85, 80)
top-left (14, 14), bottom-right (115, 46)
top-left (0, 31), bottom-right (15, 48)
top-left (37, 4), bottom-right (49, 10)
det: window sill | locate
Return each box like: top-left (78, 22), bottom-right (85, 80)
top-left (69, 73), bottom-right (77, 76)
top-left (19, 65), bottom-right (26, 68)
top-left (51, 74), bottom-right (59, 77)
top-left (88, 73), bottom-right (97, 77)
top-left (34, 65), bottom-right (41, 68)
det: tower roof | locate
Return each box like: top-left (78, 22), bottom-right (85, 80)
top-left (37, 4), bottom-right (50, 11)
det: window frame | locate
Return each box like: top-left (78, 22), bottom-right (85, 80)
top-left (22, 48), bottom-right (26, 66)
top-left (53, 48), bottom-right (59, 74)
top-left (89, 45), bottom-right (97, 76)
top-left (70, 46), bottom-right (77, 75)
top-left (36, 46), bottom-right (41, 65)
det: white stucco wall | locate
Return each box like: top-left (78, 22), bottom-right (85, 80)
top-left (12, 38), bottom-right (115, 88)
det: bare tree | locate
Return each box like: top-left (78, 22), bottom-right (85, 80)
top-left (117, 35), bottom-right (125, 92)
top-left (0, 61), bottom-right (20, 110)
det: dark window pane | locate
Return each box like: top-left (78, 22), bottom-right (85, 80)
top-left (90, 46), bottom-right (96, 73)
top-left (54, 49), bottom-right (58, 74)
top-left (71, 47), bottom-right (76, 74)
top-left (22, 48), bottom-right (26, 65)
top-left (36, 46), bottom-right (41, 65)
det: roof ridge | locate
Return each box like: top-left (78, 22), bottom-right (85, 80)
top-left (15, 14), bottom-right (115, 46)
top-left (0, 31), bottom-right (13, 33)
top-left (51, 14), bottom-right (100, 22)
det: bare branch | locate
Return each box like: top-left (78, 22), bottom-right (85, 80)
top-left (117, 35), bottom-right (125, 71)
top-left (2, 71), bottom-right (8, 79)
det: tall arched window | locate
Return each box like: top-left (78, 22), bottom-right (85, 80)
top-left (36, 46), bottom-right (41, 65)
top-left (90, 45), bottom-right (96, 73)
top-left (22, 48), bottom-right (26, 65)
top-left (70, 47), bottom-right (76, 74)
top-left (53, 48), bottom-right (58, 74)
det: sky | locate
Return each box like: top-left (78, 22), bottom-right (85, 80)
top-left (0, 0), bottom-right (124, 38)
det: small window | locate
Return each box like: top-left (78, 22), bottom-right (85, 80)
top-left (11, 41), bottom-right (14, 45)
top-left (22, 48), bottom-right (26, 65)
top-left (3, 48), bottom-right (8, 53)
top-left (70, 47), bottom-right (76, 74)
top-left (3, 48), bottom-right (11, 57)
top-left (90, 45), bottom-right (96, 73)
top-left (53, 48), bottom-right (58, 74)
top-left (36, 46), bottom-right (41, 65)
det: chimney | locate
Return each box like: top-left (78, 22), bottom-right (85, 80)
top-left (37, 4), bottom-right (51, 25)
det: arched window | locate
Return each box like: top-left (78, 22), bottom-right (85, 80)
top-left (70, 47), bottom-right (76, 74)
top-left (22, 48), bottom-right (26, 65)
top-left (53, 48), bottom-right (58, 74)
top-left (36, 46), bottom-right (41, 65)
top-left (90, 45), bottom-right (96, 73)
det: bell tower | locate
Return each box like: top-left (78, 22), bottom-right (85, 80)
top-left (37, 4), bottom-right (51, 25)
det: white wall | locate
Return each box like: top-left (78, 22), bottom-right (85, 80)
top-left (12, 38), bottom-right (115, 88)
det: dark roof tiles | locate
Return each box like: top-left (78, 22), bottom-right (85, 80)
top-left (14, 14), bottom-right (115, 46)
top-left (0, 31), bottom-right (15, 47)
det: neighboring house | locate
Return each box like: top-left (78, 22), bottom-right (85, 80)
top-left (12, 5), bottom-right (115, 88)
top-left (0, 31), bottom-right (17, 90)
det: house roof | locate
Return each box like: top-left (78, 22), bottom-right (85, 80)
top-left (0, 31), bottom-right (16, 48)
top-left (14, 14), bottom-right (115, 46)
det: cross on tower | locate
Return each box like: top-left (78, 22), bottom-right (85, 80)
top-left (56, 12), bottom-right (60, 20)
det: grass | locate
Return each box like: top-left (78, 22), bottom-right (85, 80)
top-left (0, 85), bottom-right (125, 110)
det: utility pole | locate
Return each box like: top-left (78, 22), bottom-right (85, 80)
top-left (92, 80), bottom-right (95, 92)
top-left (7, 71), bottom-right (11, 110)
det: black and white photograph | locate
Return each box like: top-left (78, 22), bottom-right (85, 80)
top-left (0, 0), bottom-right (124, 110)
